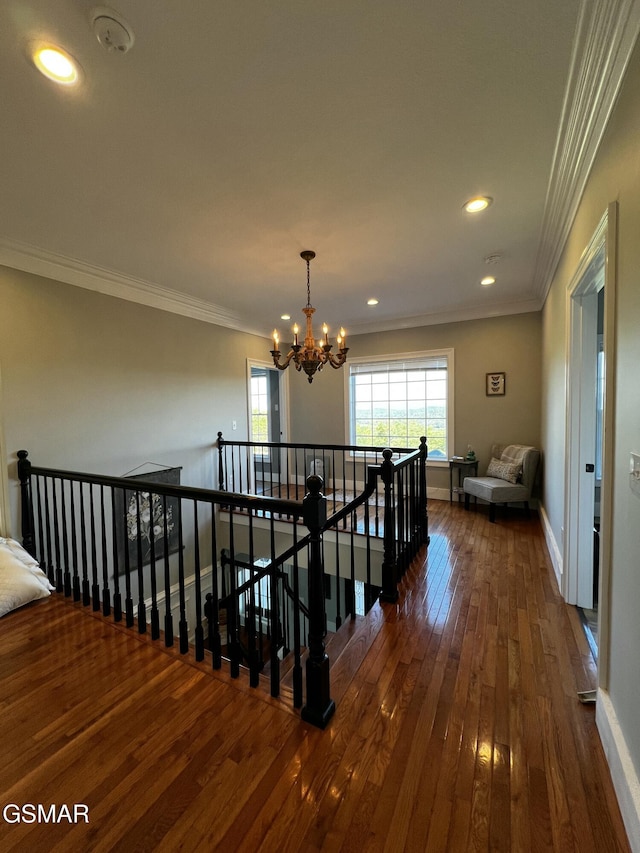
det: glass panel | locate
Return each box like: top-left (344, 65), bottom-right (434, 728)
top-left (349, 352), bottom-right (450, 455)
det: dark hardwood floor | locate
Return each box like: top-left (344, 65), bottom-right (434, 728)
top-left (0, 500), bottom-right (630, 851)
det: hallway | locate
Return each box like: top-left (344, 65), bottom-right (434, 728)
top-left (0, 500), bottom-right (629, 851)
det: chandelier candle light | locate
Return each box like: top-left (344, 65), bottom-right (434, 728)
top-left (271, 250), bottom-right (349, 383)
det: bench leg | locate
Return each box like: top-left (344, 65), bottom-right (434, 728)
top-left (524, 501), bottom-right (530, 517)
top-left (489, 503), bottom-right (496, 523)
top-left (464, 493), bottom-right (470, 511)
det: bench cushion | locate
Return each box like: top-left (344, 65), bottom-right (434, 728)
top-left (463, 476), bottom-right (530, 504)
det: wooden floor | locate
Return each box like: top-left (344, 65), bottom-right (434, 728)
top-left (0, 500), bottom-right (630, 852)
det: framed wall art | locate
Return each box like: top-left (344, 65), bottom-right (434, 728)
top-left (115, 466), bottom-right (182, 574)
top-left (486, 372), bottom-right (506, 396)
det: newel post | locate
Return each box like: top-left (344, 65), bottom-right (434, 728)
top-left (217, 431), bottom-right (225, 491)
top-left (380, 448), bottom-right (399, 603)
top-left (419, 436), bottom-right (429, 544)
top-left (301, 474), bottom-right (335, 729)
top-left (17, 450), bottom-right (36, 557)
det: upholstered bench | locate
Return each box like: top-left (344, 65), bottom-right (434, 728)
top-left (463, 443), bottom-right (540, 523)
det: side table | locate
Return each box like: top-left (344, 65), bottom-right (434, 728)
top-left (449, 458), bottom-right (479, 502)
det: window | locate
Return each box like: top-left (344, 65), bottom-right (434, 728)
top-left (347, 350), bottom-right (452, 460)
top-left (250, 369), bottom-right (269, 446)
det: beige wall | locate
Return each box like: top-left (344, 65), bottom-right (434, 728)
top-left (541, 32), bottom-right (640, 819)
top-left (288, 312), bottom-right (542, 495)
top-left (0, 267), bottom-right (268, 535)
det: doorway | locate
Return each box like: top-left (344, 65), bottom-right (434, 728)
top-left (247, 362), bottom-right (288, 495)
top-left (564, 204), bottom-right (617, 684)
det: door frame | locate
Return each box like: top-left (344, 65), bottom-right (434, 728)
top-left (246, 359), bottom-right (290, 444)
top-left (563, 202), bottom-right (617, 686)
top-left (246, 359), bottom-right (290, 494)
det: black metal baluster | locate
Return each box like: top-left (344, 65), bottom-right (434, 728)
top-left (42, 477), bottom-right (54, 586)
top-left (162, 494), bottom-right (173, 647)
top-left (268, 516), bottom-right (280, 697)
top-left (193, 502), bottom-right (204, 660)
top-left (89, 484), bottom-right (100, 610)
top-left (210, 501), bottom-right (220, 669)
top-left (217, 431), bottom-right (225, 491)
top-left (291, 523), bottom-right (302, 708)
top-left (349, 510), bottom-right (356, 617)
top-left (51, 478), bottom-right (63, 592)
top-left (123, 489), bottom-right (134, 627)
top-left (228, 514), bottom-right (240, 678)
top-left (280, 564), bottom-right (289, 656)
top-left (334, 529), bottom-right (342, 629)
top-left (135, 491), bottom-right (146, 632)
top-left (100, 486), bottom-right (111, 616)
top-left (79, 483), bottom-right (90, 606)
top-left (61, 479), bottom-right (71, 597)
top-left (397, 468), bottom-right (406, 576)
top-left (266, 445), bottom-right (280, 497)
top-left (34, 475), bottom-right (46, 574)
top-left (342, 453), bottom-right (348, 530)
top-left (248, 511), bottom-right (259, 687)
top-left (285, 446), bottom-right (291, 500)
top-left (149, 491), bottom-right (159, 641)
top-left (177, 500), bottom-right (188, 653)
top-left (365, 493), bottom-right (372, 609)
top-left (111, 487), bottom-right (122, 622)
top-left (70, 482), bottom-right (80, 602)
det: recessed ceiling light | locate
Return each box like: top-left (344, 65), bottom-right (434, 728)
top-left (31, 44), bottom-right (81, 85)
top-left (481, 276), bottom-right (496, 286)
top-left (463, 196), bottom-right (493, 214)
top-left (280, 313), bottom-right (291, 320)
top-left (367, 298), bottom-right (379, 306)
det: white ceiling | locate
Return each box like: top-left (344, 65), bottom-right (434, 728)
top-left (1, 1), bottom-right (638, 338)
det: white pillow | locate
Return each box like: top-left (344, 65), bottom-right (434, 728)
top-left (0, 537), bottom-right (43, 571)
top-left (0, 541), bottom-right (52, 618)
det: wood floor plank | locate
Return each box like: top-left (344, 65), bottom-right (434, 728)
top-left (0, 500), bottom-right (631, 852)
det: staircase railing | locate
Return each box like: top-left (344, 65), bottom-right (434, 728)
top-left (216, 435), bottom-right (429, 604)
top-left (17, 437), bottom-right (428, 728)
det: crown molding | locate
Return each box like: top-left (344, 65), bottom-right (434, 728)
top-left (533, 0), bottom-right (640, 303)
top-left (0, 237), bottom-right (244, 331)
top-left (346, 297), bottom-right (543, 336)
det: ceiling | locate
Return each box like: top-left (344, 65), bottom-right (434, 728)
top-left (0, 1), bottom-right (637, 339)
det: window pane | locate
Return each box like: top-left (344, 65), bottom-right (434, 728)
top-left (349, 352), bottom-right (450, 457)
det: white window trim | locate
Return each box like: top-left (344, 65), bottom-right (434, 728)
top-left (343, 348), bottom-right (454, 464)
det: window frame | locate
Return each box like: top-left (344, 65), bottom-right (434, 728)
top-left (344, 348), bottom-right (454, 465)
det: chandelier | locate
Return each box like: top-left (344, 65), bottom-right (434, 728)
top-left (271, 250), bottom-right (349, 383)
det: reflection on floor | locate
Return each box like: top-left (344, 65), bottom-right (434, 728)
top-left (578, 606), bottom-right (598, 661)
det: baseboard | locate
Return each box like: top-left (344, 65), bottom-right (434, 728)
top-left (596, 689), bottom-right (640, 852)
top-left (428, 487), bottom-right (450, 502)
top-left (141, 567), bottom-right (213, 643)
top-left (538, 502), bottom-right (563, 592)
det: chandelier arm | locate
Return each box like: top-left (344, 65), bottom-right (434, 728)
top-left (326, 348), bottom-right (349, 369)
top-left (270, 348), bottom-right (297, 371)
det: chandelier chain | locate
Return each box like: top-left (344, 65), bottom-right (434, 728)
top-left (306, 258), bottom-right (312, 308)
